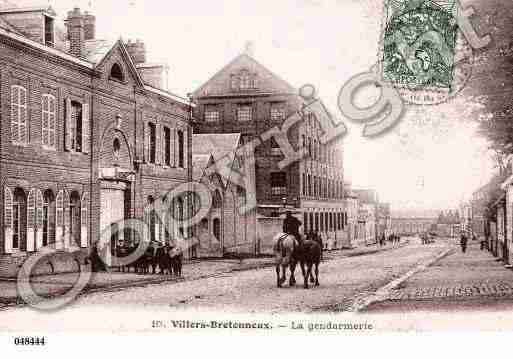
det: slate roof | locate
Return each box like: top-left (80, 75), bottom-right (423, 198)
top-left (192, 133), bottom-right (241, 161)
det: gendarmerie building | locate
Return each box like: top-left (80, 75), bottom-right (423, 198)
top-left (191, 51), bottom-right (348, 251)
top-left (0, 4), bottom-right (193, 277)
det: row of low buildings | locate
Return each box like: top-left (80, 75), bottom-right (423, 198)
top-left (0, 3), bottom-right (391, 277)
top-left (465, 167), bottom-right (511, 263)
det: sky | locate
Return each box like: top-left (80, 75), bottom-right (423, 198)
top-left (37, 0), bottom-right (495, 210)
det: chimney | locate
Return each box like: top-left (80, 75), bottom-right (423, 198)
top-left (65, 7), bottom-right (85, 58)
top-left (83, 11), bottom-right (96, 40)
top-left (125, 39), bottom-right (146, 65)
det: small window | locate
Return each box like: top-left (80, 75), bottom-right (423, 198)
top-left (110, 63), bottom-right (124, 82)
top-left (270, 138), bottom-right (281, 156)
top-left (45, 16), bottom-right (54, 47)
top-left (270, 104), bottom-right (285, 122)
top-left (240, 71), bottom-right (251, 90)
top-left (270, 172), bottom-right (287, 196)
top-left (237, 105), bottom-right (252, 122)
top-left (204, 105), bottom-right (220, 122)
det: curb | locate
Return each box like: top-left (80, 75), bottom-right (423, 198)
top-left (348, 247), bottom-right (455, 312)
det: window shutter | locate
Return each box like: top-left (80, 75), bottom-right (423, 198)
top-left (183, 128), bottom-right (188, 169)
top-left (42, 96), bottom-right (49, 146)
top-left (10, 87), bottom-right (19, 143)
top-left (36, 190), bottom-right (43, 249)
top-left (26, 189), bottom-right (35, 252)
top-left (49, 96), bottom-right (56, 148)
top-left (65, 98), bottom-right (72, 151)
top-left (19, 87), bottom-right (27, 144)
top-left (171, 127), bottom-right (176, 167)
top-left (4, 187), bottom-right (13, 254)
top-left (55, 190), bottom-right (64, 250)
top-left (82, 103), bottom-right (90, 154)
top-left (63, 191), bottom-right (70, 249)
top-left (143, 122), bottom-right (149, 163)
top-left (162, 126), bottom-right (168, 166)
top-left (155, 123), bottom-right (162, 165)
top-left (81, 192), bottom-right (88, 248)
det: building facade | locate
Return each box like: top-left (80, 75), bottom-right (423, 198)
top-left (192, 133), bottom-right (257, 257)
top-left (0, 5), bottom-right (193, 277)
top-left (191, 53), bottom-right (347, 252)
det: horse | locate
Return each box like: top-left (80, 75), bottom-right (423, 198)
top-left (273, 232), bottom-right (322, 289)
top-left (273, 233), bottom-right (298, 288)
top-left (169, 246), bottom-right (183, 277)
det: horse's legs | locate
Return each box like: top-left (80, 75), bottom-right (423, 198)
top-left (300, 261), bottom-right (308, 289)
top-left (306, 262), bottom-right (314, 288)
top-left (276, 265), bottom-right (282, 288)
top-left (314, 262), bottom-right (320, 286)
top-left (279, 264), bottom-right (287, 286)
top-left (289, 261), bottom-right (297, 286)
top-left (309, 259), bottom-right (315, 283)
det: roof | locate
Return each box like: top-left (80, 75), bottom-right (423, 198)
top-left (0, 2), bottom-right (192, 106)
top-left (84, 38), bottom-right (117, 65)
top-left (353, 189), bottom-right (377, 204)
top-left (192, 154), bottom-right (212, 181)
top-left (192, 133), bottom-right (241, 161)
top-left (192, 53), bottom-right (296, 98)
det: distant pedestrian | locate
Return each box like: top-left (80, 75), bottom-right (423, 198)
top-left (460, 233), bottom-right (468, 253)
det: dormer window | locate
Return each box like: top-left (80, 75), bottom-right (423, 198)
top-left (44, 16), bottom-right (54, 47)
top-left (240, 71), bottom-right (251, 90)
top-left (231, 69), bottom-right (258, 91)
top-left (110, 63), bottom-right (124, 82)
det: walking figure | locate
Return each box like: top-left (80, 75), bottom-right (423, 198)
top-left (460, 233), bottom-right (468, 253)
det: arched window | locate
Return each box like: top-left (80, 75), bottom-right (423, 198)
top-left (213, 218), bottom-right (221, 241)
top-left (11, 85), bottom-right (28, 144)
top-left (213, 190), bottom-right (222, 209)
top-left (113, 138), bottom-right (121, 163)
top-left (42, 94), bottom-right (56, 148)
top-left (43, 190), bottom-right (56, 247)
top-left (69, 191), bottom-right (81, 247)
top-left (13, 188), bottom-right (27, 251)
top-left (110, 63), bottom-right (124, 82)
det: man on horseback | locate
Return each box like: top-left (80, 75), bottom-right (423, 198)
top-left (283, 211), bottom-right (302, 243)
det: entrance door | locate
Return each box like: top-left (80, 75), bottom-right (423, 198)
top-left (100, 182), bottom-right (129, 263)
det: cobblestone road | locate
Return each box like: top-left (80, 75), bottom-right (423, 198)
top-left (0, 242), bottom-right (449, 331)
top-left (364, 240), bottom-right (513, 313)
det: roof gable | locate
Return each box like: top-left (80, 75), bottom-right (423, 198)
top-left (91, 39), bottom-right (145, 87)
top-left (192, 53), bottom-right (296, 98)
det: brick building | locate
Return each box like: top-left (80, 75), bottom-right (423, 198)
top-left (0, 4), bottom-right (193, 277)
top-left (191, 52), bottom-right (347, 251)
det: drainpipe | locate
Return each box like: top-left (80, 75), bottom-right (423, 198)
top-left (504, 198), bottom-right (509, 264)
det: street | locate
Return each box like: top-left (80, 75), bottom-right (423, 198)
top-left (3, 239), bottom-right (513, 332)
top-left (0, 240), bottom-right (453, 330)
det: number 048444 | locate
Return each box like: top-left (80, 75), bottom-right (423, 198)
top-left (14, 337), bottom-right (46, 346)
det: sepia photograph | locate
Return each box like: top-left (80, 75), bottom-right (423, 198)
top-left (0, 0), bottom-right (512, 352)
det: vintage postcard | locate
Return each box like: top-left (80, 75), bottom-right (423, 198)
top-left (0, 0), bottom-right (512, 354)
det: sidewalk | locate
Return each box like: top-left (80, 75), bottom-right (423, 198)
top-left (0, 241), bottom-right (406, 306)
top-left (364, 240), bottom-right (513, 312)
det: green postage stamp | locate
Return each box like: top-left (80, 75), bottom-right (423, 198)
top-left (381, 0), bottom-right (474, 104)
